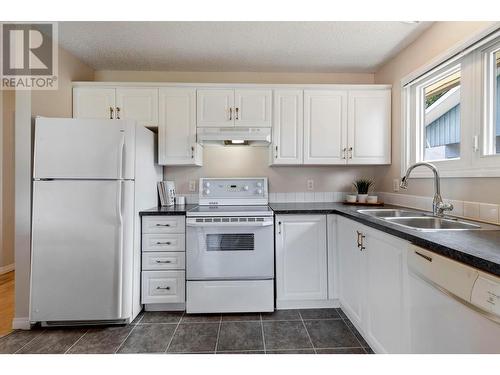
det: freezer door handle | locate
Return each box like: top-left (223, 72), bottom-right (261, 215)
top-left (118, 132), bottom-right (125, 180)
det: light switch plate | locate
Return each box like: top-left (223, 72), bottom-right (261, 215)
top-left (393, 178), bottom-right (400, 192)
top-left (189, 180), bottom-right (197, 192)
top-left (307, 179), bottom-right (314, 191)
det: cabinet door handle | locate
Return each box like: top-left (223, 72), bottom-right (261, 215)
top-left (342, 147), bottom-right (347, 159)
top-left (278, 221), bottom-right (282, 235)
top-left (229, 107), bottom-right (232, 121)
top-left (191, 145), bottom-right (195, 159)
top-left (156, 286), bottom-right (171, 290)
top-left (155, 260), bottom-right (172, 264)
top-left (156, 241), bottom-right (171, 245)
top-left (116, 107), bottom-right (120, 119)
top-left (235, 107), bottom-right (239, 120)
top-left (356, 230), bottom-right (366, 250)
top-left (348, 147), bottom-right (353, 159)
top-left (155, 223), bottom-right (170, 227)
top-left (109, 107), bottom-right (114, 119)
top-left (415, 251), bottom-right (432, 262)
top-left (275, 145), bottom-right (278, 159)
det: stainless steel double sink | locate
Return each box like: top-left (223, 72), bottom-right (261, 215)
top-left (357, 209), bottom-right (482, 231)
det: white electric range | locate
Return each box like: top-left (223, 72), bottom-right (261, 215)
top-left (185, 178), bottom-right (274, 313)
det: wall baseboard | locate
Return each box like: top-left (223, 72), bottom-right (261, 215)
top-left (12, 317), bottom-right (31, 330)
top-left (0, 263), bottom-right (14, 275)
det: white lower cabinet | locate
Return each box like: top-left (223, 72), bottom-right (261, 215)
top-left (141, 271), bottom-right (185, 304)
top-left (336, 216), bottom-right (364, 327)
top-left (275, 215), bottom-right (331, 308)
top-left (336, 216), bottom-right (409, 353)
top-left (141, 215), bottom-right (186, 310)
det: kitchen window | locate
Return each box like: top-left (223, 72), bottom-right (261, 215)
top-left (421, 67), bottom-right (461, 162)
top-left (402, 31), bottom-right (500, 178)
top-left (482, 44), bottom-right (500, 156)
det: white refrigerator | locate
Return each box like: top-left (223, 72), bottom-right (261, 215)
top-left (30, 117), bottom-right (162, 325)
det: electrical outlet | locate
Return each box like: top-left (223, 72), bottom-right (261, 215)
top-left (189, 180), bottom-right (197, 192)
top-left (393, 178), bottom-right (400, 192)
top-left (307, 179), bottom-right (314, 191)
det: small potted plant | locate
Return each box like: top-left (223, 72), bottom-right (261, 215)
top-left (353, 178), bottom-right (373, 203)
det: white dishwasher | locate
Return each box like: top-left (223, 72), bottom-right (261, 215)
top-left (408, 245), bottom-right (500, 353)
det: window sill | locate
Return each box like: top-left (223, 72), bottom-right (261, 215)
top-left (402, 167), bottom-right (500, 178)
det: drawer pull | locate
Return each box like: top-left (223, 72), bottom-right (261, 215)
top-left (155, 260), bottom-right (172, 264)
top-left (415, 251), bottom-right (433, 262)
top-left (156, 286), bottom-right (171, 290)
top-left (155, 223), bottom-right (171, 227)
top-left (156, 241), bottom-right (172, 245)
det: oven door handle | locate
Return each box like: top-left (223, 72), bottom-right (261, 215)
top-left (186, 221), bottom-right (273, 227)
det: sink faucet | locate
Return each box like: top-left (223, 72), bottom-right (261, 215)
top-left (400, 162), bottom-right (453, 217)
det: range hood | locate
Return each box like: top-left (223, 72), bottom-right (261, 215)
top-left (197, 127), bottom-right (271, 146)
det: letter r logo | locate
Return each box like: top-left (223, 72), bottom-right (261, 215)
top-left (2, 23), bottom-right (53, 76)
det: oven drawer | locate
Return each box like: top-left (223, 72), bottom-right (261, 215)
top-left (142, 234), bottom-right (185, 252)
top-left (186, 280), bottom-right (274, 313)
top-left (142, 216), bottom-right (185, 234)
top-left (141, 271), bottom-right (185, 304)
top-left (142, 252), bottom-right (185, 271)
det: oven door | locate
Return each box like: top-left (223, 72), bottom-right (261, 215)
top-left (186, 217), bottom-right (274, 280)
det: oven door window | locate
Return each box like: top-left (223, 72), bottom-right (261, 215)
top-left (206, 233), bottom-right (255, 252)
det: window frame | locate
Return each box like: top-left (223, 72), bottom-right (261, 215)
top-left (401, 29), bottom-right (500, 178)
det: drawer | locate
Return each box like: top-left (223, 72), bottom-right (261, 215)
top-left (142, 216), bottom-right (185, 234)
top-left (142, 234), bottom-right (185, 252)
top-left (141, 271), bottom-right (185, 304)
top-left (142, 252), bottom-right (185, 271)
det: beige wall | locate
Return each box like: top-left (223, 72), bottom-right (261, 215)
top-left (374, 21), bottom-right (500, 203)
top-left (32, 46), bottom-right (94, 117)
top-left (96, 70), bottom-right (377, 193)
top-left (166, 146), bottom-right (380, 194)
top-left (95, 70), bottom-right (374, 84)
top-left (2, 90), bottom-right (15, 268)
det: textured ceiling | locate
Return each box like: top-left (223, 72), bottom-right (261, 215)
top-left (58, 21), bottom-right (432, 73)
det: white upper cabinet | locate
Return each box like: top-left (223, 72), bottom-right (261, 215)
top-left (158, 88), bottom-right (202, 166)
top-left (275, 215), bottom-right (328, 306)
top-left (234, 89), bottom-right (272, 127)
top-left (73, 87), bottom-right (159, 128)
top-left (115, 88), bottom-right (159, 127)
top-left (196, 89), bottom-right (234, 127)
top-left (304, 90), bottom-right (348, 164)
top-left (197, 88), bottom-right (272, 128)
top-left (348, 90), bottom-right (391, 164)
top-left (271, 90), bottom-right (304, 164)
top-left (73, 87), bottom-right (116, 120)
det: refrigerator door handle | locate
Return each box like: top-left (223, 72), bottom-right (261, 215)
top-left (118, 132), bottom-right (125, 180)
top-left (116, 180), bottom-right (124, 317)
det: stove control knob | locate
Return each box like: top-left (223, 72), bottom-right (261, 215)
top-left (204, 189), bottom-right (210, 195)
top-left (243, 185), bottom-right (249, 191)
top-left (256, 189), bottom-right (263, 195)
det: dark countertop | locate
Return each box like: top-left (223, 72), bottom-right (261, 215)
top-left (270, 202), bottom-right (500, 277)
top-left (139, 204), bottom-right (197, 216)
top-left (139, 202), bottom-right (500, 276)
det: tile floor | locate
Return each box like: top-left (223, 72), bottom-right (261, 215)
top-left (0, 308), bottom-right (373, 354)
